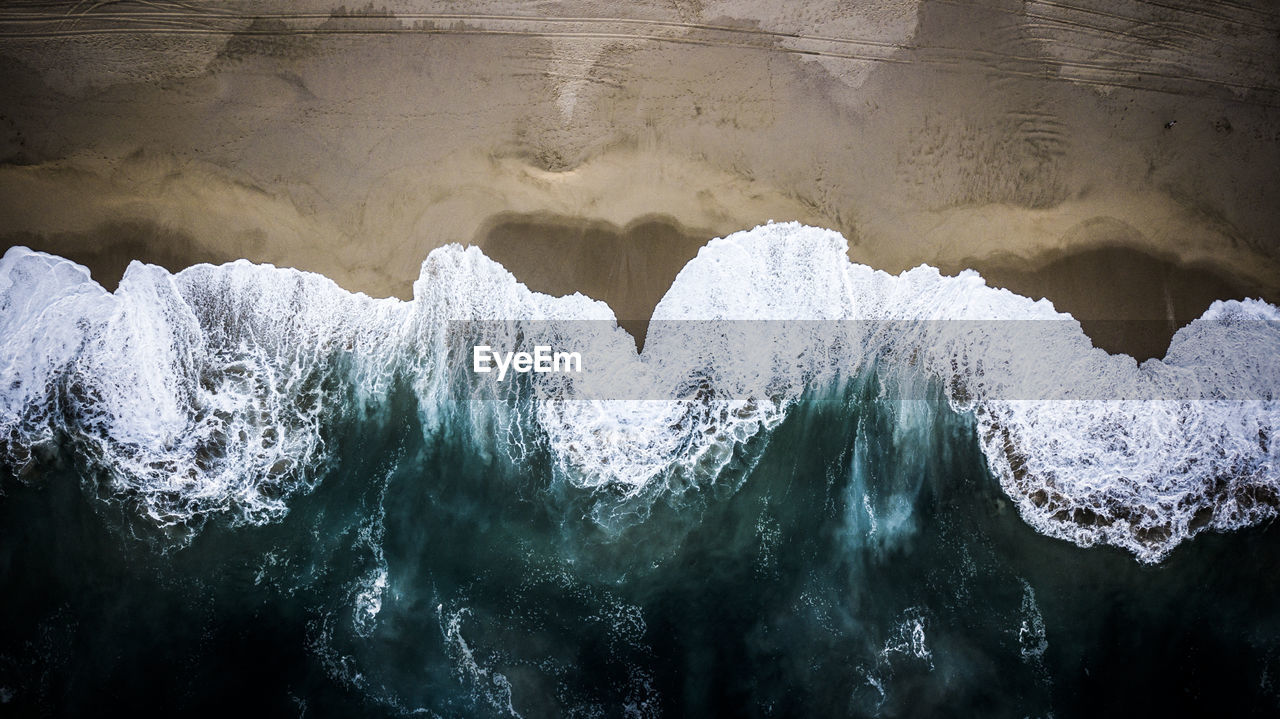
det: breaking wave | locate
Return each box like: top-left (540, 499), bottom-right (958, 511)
top-left (1, 222), bottom-right (1277, 562)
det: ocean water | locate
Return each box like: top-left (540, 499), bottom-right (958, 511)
top-left (1, 223), bottom-right (1278, 716)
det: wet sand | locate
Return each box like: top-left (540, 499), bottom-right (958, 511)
top-left (477, 213), bottom-right (710, 348)
top-left (976, 246), bottom-right (1260, 360)
top-left (1, 0), bottom-right (1278, 359)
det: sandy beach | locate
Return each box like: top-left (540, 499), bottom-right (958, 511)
top-left (1, 0), bottom-right (1277, 357)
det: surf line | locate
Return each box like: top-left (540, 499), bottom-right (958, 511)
top-left (472, 345), bottom-right (583, 381)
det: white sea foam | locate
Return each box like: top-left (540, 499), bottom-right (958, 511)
top-left (439, 605), bottom-right (523, 718)
top-left (0, 247), bottom-right (407, 530)
top-left (1, 223), bottom-right (1277, 561)
top-left (1018, 580), bottom-right (1048, 663)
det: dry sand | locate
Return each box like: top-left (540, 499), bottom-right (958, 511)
top-left (1, 0), bottom-right (1278, 358)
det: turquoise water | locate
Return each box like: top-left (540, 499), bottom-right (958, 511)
top-left (3, 379), bottom-right (1279, 716)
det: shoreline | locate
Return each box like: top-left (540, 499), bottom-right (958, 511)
top-left (2, 0), bottom-right (1278, 360)
top-left (6, 214), bottom-right (1268, 362)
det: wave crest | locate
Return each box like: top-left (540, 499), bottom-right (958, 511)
top-left (1, 223), bottom-right (1277, 561)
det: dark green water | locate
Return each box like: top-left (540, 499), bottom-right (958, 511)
top-left (3, 379), bottom-right (1279, 718)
